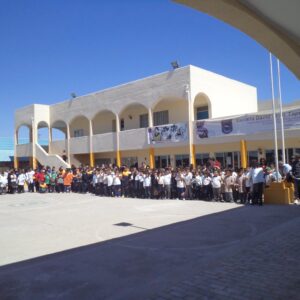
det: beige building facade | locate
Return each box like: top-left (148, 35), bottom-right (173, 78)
top-left (14, 65), bottom-right (300, 169)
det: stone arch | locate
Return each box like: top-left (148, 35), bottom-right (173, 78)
top-left (69, 115), bottom-right (90, 138)
top-left (51, 120), bottom-right (68, 141)
top-left (152, 97), bottom-right (188, 125)
top-left (37, 121), bottom-right (49, 150)
top-left (17, 124), bottom-right (31, 145)
top-left (119, 103), bottom-right (148, 130)
top-left (193, 93), bottom-right (212, 120)
top-left (92, 110), bottom-right (116, 135)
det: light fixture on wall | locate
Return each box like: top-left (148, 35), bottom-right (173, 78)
top-left (128, 115), bottom-right (133, 120)
top-left (171, 61), bottom-right (180, 69)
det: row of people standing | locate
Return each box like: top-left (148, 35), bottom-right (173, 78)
top-left (1, 155), bottom-right (299, 205)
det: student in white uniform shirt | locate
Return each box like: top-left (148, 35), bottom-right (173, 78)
top-left (0, 171), bottom-right (8, 194)
top-left (202, 172), bottom-right (212, 200)
top-left (143, 172), bottom-right (151, 199)
top-left (184, 169), bottom-right (193, 200)
top-left (279, 161), bottom-right (292, 180)
top-left (106, 171), bottom-right (114, 197)
top-left (113, 171), bottom-right (122, 197)
top-left (244, 168), bottom-right (252, 204)
top-left (249, 162), bottom-right (264, 205)
top-left (223, 169), bottom-right (234, 202)
top-left (102, 172), bottom-right (108, 196)
top-left (157, 171), bottom-right (165, 199)
top-left (163, 170), bottom-right (172, 199)
top-left (192, 171), bottom-right (202, 200)
top-left (17, 170), bottom-right (26, 193)
top-left (139, 172), bottom-right (145, 198)
top-left (133, 171), bottom-right (140, 198)
top-left (25, 168), bottom-right (35, 192)
top-left (175, 171), bottom-right (186, 200)
top-left (211, 171), bottom-right (222, 202)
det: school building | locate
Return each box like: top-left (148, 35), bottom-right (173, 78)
top-left (14, 65), bottom-right (300, 169)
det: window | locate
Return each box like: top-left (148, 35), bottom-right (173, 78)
top-left (196, 106), bottom-right (209, 120)
top-left (265, 149), bottom-right (275, 165)
top-left (153, 110), bottom-right (169, 126)
top-left (196, 153), bottom-right (209, 167)
top-left (139, 114), bottom-right (149, 128)
top-left (121, 157), bottom-right (138, 167)
top-left (95, 158), bottom-right (111, 167)
top-left (120, 119), bottom-right (125, 131)
top-left (248, 151), bottom-right (258, 166)
top-left (175, 154), bottom-right (189, 167)
top-left (74, 129), bottom-right (84, 137)
top-left (155, 155), bottom-right (170, 168)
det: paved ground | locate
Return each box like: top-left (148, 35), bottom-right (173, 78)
top-left (0, 193), bottom-right (299, 299)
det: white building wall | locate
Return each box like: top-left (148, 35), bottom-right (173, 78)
top-left (49, 66), bottom-right (190, 126)
top-left (14, 65), bottom-right (265, 166)
top-left (190, 65), bottom-right (257, 119)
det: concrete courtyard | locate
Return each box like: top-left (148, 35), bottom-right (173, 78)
top-left (0, 193), bottom-right (299, 299)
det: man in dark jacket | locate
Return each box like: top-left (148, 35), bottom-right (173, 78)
top-left (292, 155), bottom-right (300, 204)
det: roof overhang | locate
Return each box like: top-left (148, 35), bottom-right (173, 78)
top-left (173, 0), bottom-right (300, 79)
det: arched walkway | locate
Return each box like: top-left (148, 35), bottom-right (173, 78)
top-left (119, 103), bottom-right (148, 130)
top-left (152, 97), bottom-right (188, 125)
top-left (92, 110), bottom-right (116, 135)
top-left (51, 120), bottom-right (67, 141)
top-left (69, 115), bottom-right (89, 137)
top-left (37, 121), bottom-right (49, 146)
top-left (37, 121), bottom-right (49, 153)
top-left (17, 124), bottom-right (31, 145)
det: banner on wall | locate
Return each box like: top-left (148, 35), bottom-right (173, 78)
top-left (147, 123), bottom-right (188, 144)
top-left (195, 108), bottom-right (300, 140)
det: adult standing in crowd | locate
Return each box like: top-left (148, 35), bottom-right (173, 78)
top-left (292, 155), bottom-right (300, 204)
top-left (250, 161), bottom-right (265, 206)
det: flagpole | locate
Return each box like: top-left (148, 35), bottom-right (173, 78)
top-left (269, 53), bottom-right (279, 181)
top-left (277, 59), bottom-right (286, 164)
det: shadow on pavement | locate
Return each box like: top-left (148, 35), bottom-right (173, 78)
top-left (0, 205), bottom-right (299, 300)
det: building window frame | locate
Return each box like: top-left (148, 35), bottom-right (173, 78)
top-left (74, 129), bottom-right (84, 137)
top-left (196, 106), bottom-right (209, 120)
top-left (153, 110), bottom-right (169, 126)
top-left (139, 113), bottom-right (149, 128)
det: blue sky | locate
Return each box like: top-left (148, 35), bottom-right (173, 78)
top-left (0, 0), bottom-right (299, 138)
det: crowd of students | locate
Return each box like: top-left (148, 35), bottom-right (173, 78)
top-left (1, 156), bottom-right (300, 205)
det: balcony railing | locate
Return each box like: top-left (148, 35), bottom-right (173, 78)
top-left (16, 143), bottom-right (32, 157)
top-left (69, 136), bottom-right (89, 154)
top-left (93, 132), bottom-right (116, 152)
top-left (119, 128), bottom-right (148, 151)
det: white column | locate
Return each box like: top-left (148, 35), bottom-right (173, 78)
top-left (115, 114), bottom-right (121, 166)
top-left (89, 119), bottom-right (94, 167)
top-left (148, 107), bottom-right (153, 127)
top-left (66, 124), bottom-right (71, 165)
top-left (277, 59), bottom-right (286, 164)
top-left (15, 129), bottom-right (18, 145)
top-left (185, 84), bottom-right (195, 166)
top-left (48, 127), bottom-right (52, 154)
top-left (89, 119), bottom-right (93, 152)
top-left (14, 129), bottom-right (18, 168)
top-left (270, 53), bottom-right (279, 181)
top-left (31, 117), bottom-right (36, 165)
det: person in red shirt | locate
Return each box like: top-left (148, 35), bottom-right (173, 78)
top-left (35, 169), bottom-right (46, 192)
